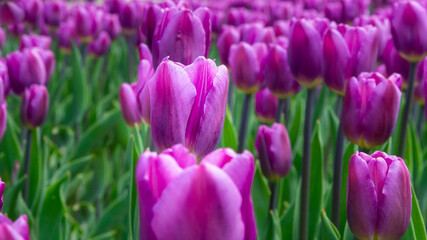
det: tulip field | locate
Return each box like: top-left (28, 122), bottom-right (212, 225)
top-left (2, 0), bottom-right (427, 239)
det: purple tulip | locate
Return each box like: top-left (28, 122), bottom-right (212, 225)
top-left (7, 23), bottom-right (25, 37)
top-left (391, 1), bottom-right (427, 62)
top-left (20, 84), bottom-right (49, 129)
top-left (342, 72), bottom-right (402, 148)
top-left (58, 20), bottom-right (76, 54)
top-left (119, 82), bottom-right (140, 126)
top-left (103, 14), bottom-right (121, 40)
top-left (0, 2), bottom-right (24, 26)
top-left (0, 79), bottom-right (6, 142)
top-left (194, 7), bottom-right (211, 57)
top-left (229, 42), bottom-right (267, 94)
top-left (382, 39), bottom-right (411, 89)
top-left (147, 57), bottom-right (228, 158)
top-left (73, 5), bottom-right (97, 43)
top-left (227, 7), bottom-right (252, 26)
top-left (415, 58), bottom-right (427, 105)
top-left (324, 0), bottom-right (370, 23)
top-left (135, 60), bottom-right (155, 126)
top-left (32, 48), bottom-right (55, 84)
top-left (239, 23), bottom-right (276, 44)
top-left (0, 214), bottom-right (30, 240)
top-left (7, 49), bottom-right (47, 94)
top-left (19, 34), bottom-right (52, 50)
top-left (136, 144), bottom-right (256, 240)
top-left (347, 151), bottom-right (411, 240)
top-left (264, 42), bottom-right (300, 98)
top-left (255, 88), bottom-right (278, 124)
top-left (217, 25), bottom-right (240, 66)
top-left (273, 20), bottom-right (291, 37)
top-left (105, 0), bottom-right (123, 14)
top-left (288, 18), bottom-right (324, 88)
top-left (21, 0), bottom-right (43, 26)
top-left (0, 178), bottom-right (4, 211)
top-left (88, 32), bottom-right (111, 57)
top-left (118, 1), bottom-right (143, 34)
top-left (138, 43), bottom-right (153, 65)
top-left (152, 8), bottom-right (209, 67)
top-left (425, 80), bottom-right (427, 119)
top-left (140, 2), bottom-right (163, 50)
top-left (0, 28), bottom-right (5, 50)
top-left (0, 59), bottom-right (9, 98)
top-left (43, 0), bottom-right (67, 30)
top-left (255, 123), bottom-right (292, 181)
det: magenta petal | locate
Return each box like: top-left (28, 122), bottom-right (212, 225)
top-left (377, 158), bottom-right (412, 240)
top-left (119, 83), bottom-right (140, 126)
top-left (12, 215), bottom-right (29, 240)
top-left (0, 177), bottom-right (5, 211)
top-left (162, 144), bottom-right (197, 169)
top-left (184, 57), bottom-right (229, 158)
top-left (347, 154), bottom-right (378, 240)
top-left (363, 77), bottom-right (401, 148)
top-left (0, 225), bottom-right (25, 240)
top-left (151, 164), bottom-right (245, 240)
top-left (342, 77), bottom-right (363, 145)
top-left (148, 60), bottom-right (196, 152)
top-left (136, 150), bottom-right (184, 240)
top-left (194, 7), bottom-right (211, 57)
top-left (0, 103), bottom-right (6, 142)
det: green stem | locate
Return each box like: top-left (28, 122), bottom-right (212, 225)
top-left (22, 129), bottom-right (32, 203)
top-left (276, 99), bottom-right (284, 123)
top-left (237, 94), bottom-right (252, 153)
top-left (397, 63), bottom-right (417, 156)
top-left (299, 88), bottom-right (315, 240)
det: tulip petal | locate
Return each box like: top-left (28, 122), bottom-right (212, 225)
top-left (12, 215), bottom-right (29, 240)
top-left (162, 144), bottom-right (197, 168)
top-left (347, 154), bottom-right (378, 240)
top-left (149, 60), bottom-right (196, 152)
top-left (194, 7), bottom-right (211, 57)
top-left (363, 77), bottom-right (401, 147)
top-left (377, 158), bottom-right (412, 240)
top-left (151, 164), bottom-right (244, 240)
top-left (0, 103), bottom-right (6, 142)
top-left (342, 77), bottom-right (363, 144)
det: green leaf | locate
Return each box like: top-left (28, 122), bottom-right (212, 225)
top-left (289, 99), bottom-right (303, 148)
top-left (73, 109), bottom-right (121, 158)
top-left (221, 107), bottom-right (237, 149)
top-left (251, 162), bottom-right (270, 238)
top-left (0, 116), bottom-right (22, 180)
top-left (319, 209), bottom-right (340, 240)
top-left (38, 175), bottom-right (69, 240)
top-left (92, 194), bottom-right (128, 236)
top-left (52, 155), bottom-right (93, 181)
top-left (342, 221), bottom-right (355, 240)
top-left (29, 129), bottom-right (42, 211)
top-left (127, 137), bottom-right (139, 240)
top-left (69, 43), bottom-right (89, 124)
top-left (308, 121), bottom-right (324, 240)
top-left (410, 187), bottom-right (427, 240)
top-left (280, 200), bottom-right (295, 240)
top-left (2, 175), bottom-right (27, 218)
top-left (264, 210), bottom-right (282, 240)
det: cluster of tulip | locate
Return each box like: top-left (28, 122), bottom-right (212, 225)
top-left (0, 0), bottom-right (427, 239)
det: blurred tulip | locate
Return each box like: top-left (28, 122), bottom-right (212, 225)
top-left (88, 32), bottom-right (111, 57)
top-left (7, 49), bottom-right (48, 94)
top-left (138, 43), bottom-right (153, 65)
top-left (0, 214), bottom-right (29, 240)
top-left (342, 72), bottom-right (402, 148)
top-left (416, 58), bottom-right (427, 105)
top-left (239, 23), bottom-right (276, 44)
top-left (324, 0), bottom-right (370, 23)
top-left (140, 2), bottom-right (163, 49)
top-left (58, 21), bottom-right (76, 54)
top-left (119, 83), bottom-right (140, 126)
top-left (136, 144), bottom-right (256, 240)
top-left (273, 20), bottom-right (291, 37)
top-left (264, 43), bottom-right (300, 98)
top-left (148, 57), bottom-right (228, 158)
top-left (0, 28), bottom-right (5, 50)
top-left (105, 0), bottom-right (123, 14)
top-left (229, 42), bottom-right (266, 94)
top-left (0, 178), bottom-right (4, 210)
top-left (118, 1), bottom-right (143, 34)
top-left (19, 34), bottom-right (52, 50)
top-left (73, 5), bottom-right (97, 43)
top-left (0, 2), bottom-right (24, 26)
top-left (347, 151), bottom-right (411, 240)
top-left (21, 0), bottom-right (43, 26)
top-left (152, 8), bottom-right (210, 67)
top-left (136, 59), bottom-right (155, 125)
top-left (0, 79), bottom-right (6, 142)
top-left (33, 48), bottom-right (55, 84)
top-left (43, 0), bottom-right (67, 30)
top-left (103, 14), bottom-right (121, 40)
top-left (217, 26), bottom-right (240, 66)
top-left (0, 60), bottom-right (9, 98)
top-left (255, 123), bottom-right (292, 181)
top-left (227, 7), bottom-right (252, 26)
top-left (425, 80), bottom-right (427, 118)
top-left (288, 19), bottom-right (324, 88)
top-left (20, 84), bottom-right (49, 129)
top-left (7, 23), bottom-right (25, 37)
top-left (383, 39), bottom-right (411, 89)
top-left (255, 88), bottom-right (278, 124)
top-left (391, 1), bottom-right (427, 62)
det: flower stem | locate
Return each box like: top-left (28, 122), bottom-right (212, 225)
top-left (299, 88), bottom-right (315, 240)
top-left (417, 105), bottom-right (424, 138)
top-left (397, 62), bottom-right (417, 156)
top-left (283, 98), bottom-right (290, 126)
top-left (237, 94), bottom-right (252, 153)
top-left (276, 99), bottom-right (284, 123)
top-left (23, 129), bottom-right (32, 204)
top-left (331, 96), bottom-right (344, 228)
top-left (228, 81), bottom-right (234, 113)
top-left (268, 181), bottom-right (278, 211)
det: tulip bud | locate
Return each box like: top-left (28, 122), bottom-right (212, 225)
top-left (73, 6), bottom-right (97, 43)
top-left (255, 123), bottom-right (292, 181)
top-left (34, 48), bottom-right (55, 84)
top-left (0, 60), bottom-right (9, 98)
top-left (0, 28), bottom-right (5, 50)
top-left (103, 14), bottom-right (121, 40)
top-left (0, 214), bottom-right (30, 240)
top-left (43, 0), bottom-right (67, 30)
top-left (19, 34), bottom-right (52, 50)
top-left (264, 43), bottom-right (300, 98)
top-left (274, 20), bottom-right (291, 37)
top-left (105, 0), bottom-right (123, 14)
top-left (342, 72), bottom-right (402, 149)
top-left (0, 2), bottom-right (24, 26)
top-left (119, 83), bottom-right (140, 126)
top-left (136, 144), bottom-right (256, 240)
top-left (148, 57), bottom-right (228, 158)
top-left (21, 0), bottom-right (43, 26)
top-left (194, 7), bottom-right (212, 57)
top-left (0, 178), bottom-right (4, 211)
top-left (20, 84), bottom-right (49, 129)
top-left (255, 88), bottom-right (278, 124)
top-left (347, 151), bottom-right (411, 240)
top-left (135, 60), bottom-right (155, 126)
top-left (240, 23), bottom-right (276, 44)
top-left (138, 43), bottom-right (153, 65)
top-left (0, 78), bottom-right (6, 142)
top-left (58, 21), bottom-right (76, 54)
top-left (118, 1), bottom-right (143, 34)
top-left (391, 1), bottom-right (427, 62)
top-left (288, 19), bottom-right (323, 88)
top-left (152, 8), bottom-right (208, 67)
top-left (229, 42), bottom-right (266, 94)
top-left (140, 2), bottom-right (163, 49)
top-left (88, 32), bottom-right (111, 57)
top-left (217, 25), bottom-right (240, 66)
top-left (383, 39), bottom-right (411, 89)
